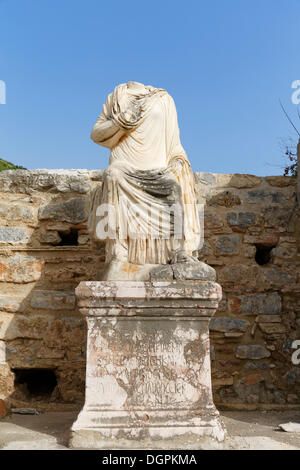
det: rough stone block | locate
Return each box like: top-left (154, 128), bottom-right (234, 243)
top-left (241, 373), bottom-right (264, 386)
top-left (264, 176), bottom-right (296, 187)
top-left (0, 227), bottom-right (29, 244)
top-left (263, 206), bottom-right (294, 228)
top-left (233, 380), bottom-right (264, 404)
top-left (247, 189), bottom-right (286, 204)
top-left (39, 197), bottom-right (88, 224)
top-left (36, 345), bottom-right (65, 359)
top-left (0, 314), bottom-right (49, 340)
top-left (0, 203), bottom-right (35, 222)
top-left (194, 172), bottom-right (217, 188)
top-left (257, 315), bottom-right (281, 323)
top-left (40, 231), bottom-right (62, 245)
top-left (210, 317), bottom-right (249, 333)
top-left (30, 290), bottom-right (75, 310)
top-left (229, 293), bottom-right (282, 315)
top-left (43, 317), bottom-right (85, 349)
top-left (215, 235), bottom-right (239, 255)
top-left (0, 255), bottom-right (44, 283)
top-left (172, 262), bottom-right (216, 281)
top-left (243, 235), bottom-right (279, 246)
top-left (236, 345), bottom-right (271, 360)
top-left (204, 212), bottom-right (224, 230)
top-left (271, 244), bottom-right (297, 259)
top-left (226, 212), bottom-right (256, 227)
top-left (0, 169), bottom-right (91, 194)
top-left (149, 265), bottom-right (173, 280)
top-left (207, 191), bottom-right (241, 207)
top-left (218, 265), bottom-right (258, 287)
top-left (77, 234), bottom-right (89, 245)
top-left (225, 174), bottom-right (261, 189)
top-left (259, 323), bottom-right (286, 335)
top-left (262, 269), bottom-right (294, 288)
top-left (0, 296), bottom-right (25, 313)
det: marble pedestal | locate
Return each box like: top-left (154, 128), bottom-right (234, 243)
top-left (70, 280), bottom-right (226, 449)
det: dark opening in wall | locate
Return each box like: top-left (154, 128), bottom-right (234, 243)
top-left (13, 368), bottom-right (57, 399)
top-left (57, 228), bottom-right (78, 246)
top-left (255, 244), bottom-right (276, 266)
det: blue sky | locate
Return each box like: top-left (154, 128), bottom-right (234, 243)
top-left (0, 0), bottom-right (299, 175)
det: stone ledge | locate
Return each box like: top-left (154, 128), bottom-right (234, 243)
top-left (76, 280), bottom-right (222, 301)
top-left (79, 306), bottom-right (219, 317)
top-left (0, 169), bottom-right (91, 194)
top-left (75, 280), bottom-right (222, 317)
top-left (0, 170), bottom-right (296, 196)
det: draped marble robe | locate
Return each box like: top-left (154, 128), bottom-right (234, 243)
top-left (90, 82), bottom-right (200, 265)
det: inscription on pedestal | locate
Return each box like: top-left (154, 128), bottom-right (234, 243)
top-left (86, 318), bottom-right (209, 409)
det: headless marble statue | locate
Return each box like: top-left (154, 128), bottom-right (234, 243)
top-left (70, 83), bottom-right (223, 448)
top-left (90, 81), bottom-right (205, 279)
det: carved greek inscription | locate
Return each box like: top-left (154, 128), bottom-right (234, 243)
top-left (142, 381), bottom-right (185, 395)
top-left (88, 324), bottom-right (194, 407)
top-left (133, 340), bottom-right (187, 405)
top-left (134, 375), bottom-right (188, 406)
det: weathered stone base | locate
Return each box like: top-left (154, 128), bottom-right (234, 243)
top-left (70, 280), bottom-right (226, 449)
top-left (70, 410), bottom-right (225, 449)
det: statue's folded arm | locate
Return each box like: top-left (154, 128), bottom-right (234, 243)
top-left (90, 90), bottom-right (127, 149)
top-left (90, 118), bottom-right (124, 148)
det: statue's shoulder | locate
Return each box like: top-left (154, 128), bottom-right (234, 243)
top-left (113, 83), bottom-right (127, 91)
top-left (151, 88), bottom-right (172, 104)
top-left (157, 90), bottom-right (176, 109)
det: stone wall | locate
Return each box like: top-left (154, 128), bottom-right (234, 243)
top-left (0, 169), bottom-right (299, 412)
